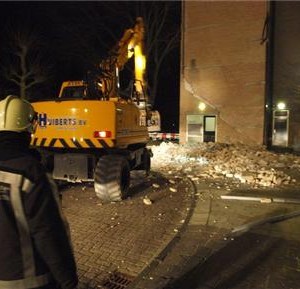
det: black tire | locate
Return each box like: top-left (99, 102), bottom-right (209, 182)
top-left (135, 148), bottom-right (151, 176)
top-left (94, 155), bottom-right (130, 202)
top-left (143, 149), bottom-right (151, 176)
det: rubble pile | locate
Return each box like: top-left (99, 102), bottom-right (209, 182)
top-left (150, 142), bottom-right (300, 187)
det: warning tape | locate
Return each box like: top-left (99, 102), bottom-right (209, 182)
top-left (149, 132), bottom-right (179, 141)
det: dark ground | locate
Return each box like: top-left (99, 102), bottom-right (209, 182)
top-left (61, 169), bottom-right (300, 289)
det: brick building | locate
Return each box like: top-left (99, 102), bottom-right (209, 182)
top-left (271, 2), bottom-right (300, 151)
top-left (180, 0), bottom-right (267, 145)
top-left (180, 1), bottom-right (300, 151)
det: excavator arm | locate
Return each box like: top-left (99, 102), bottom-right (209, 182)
top-left (58, 17), bottom-right (161, 132)
top-left (96, 17), bottom-right (147, 102)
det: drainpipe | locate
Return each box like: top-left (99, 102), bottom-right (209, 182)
top-left (264, 0), bottom-right (275, 149)
top-left (179, 0), bottom-right (186, 143)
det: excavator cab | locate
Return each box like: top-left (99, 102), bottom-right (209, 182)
top-left (60, 85), bottom-right (87, 99)
top-left (58, 79), bottom-right (106, 100)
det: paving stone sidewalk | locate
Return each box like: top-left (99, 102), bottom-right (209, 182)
top-left (61, 172), bottom-right (195, 289)
top-left (61, 169), bottom-right (300, 289)
top-left (129, 180), bottom-right (300, 289)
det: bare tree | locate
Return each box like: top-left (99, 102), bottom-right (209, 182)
top-left (1, 24), bottom-right (51, 99)
top-left (133, 2), bottom-right (180, 106)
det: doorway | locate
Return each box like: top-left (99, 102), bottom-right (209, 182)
top-left (272, 110), bottom-right (289, 147)
top-left (186, 115), bottom-right (216, 143)
top-left (203, 116), bottom-right (216, 142)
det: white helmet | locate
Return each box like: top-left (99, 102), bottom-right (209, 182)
top-left (0, 95), bottom-right (38, 133)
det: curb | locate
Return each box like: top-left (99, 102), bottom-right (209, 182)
top-left (126, 177), bottom-right (198, 289)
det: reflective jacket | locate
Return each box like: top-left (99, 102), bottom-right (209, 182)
top-left (0, 132), bottom-right (78, 289)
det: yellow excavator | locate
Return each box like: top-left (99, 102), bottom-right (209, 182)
top-left (31, 17), bottom-right (160, 202)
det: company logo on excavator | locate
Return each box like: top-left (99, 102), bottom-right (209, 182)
top-left (38, 113), bottom-right (87, 128)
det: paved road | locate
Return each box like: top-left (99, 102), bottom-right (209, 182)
top-left (61, 169), bottom-right (300, 289)
top-left (61, 171), bottom-right (194, 289)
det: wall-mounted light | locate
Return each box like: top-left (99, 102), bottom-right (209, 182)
top-left (277, 102), bottom-right (286, 110)
top-left (198, 102), bottom-right (206, 111)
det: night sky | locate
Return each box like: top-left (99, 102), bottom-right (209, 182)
top-left (0, 1), bottom-right (181, 132)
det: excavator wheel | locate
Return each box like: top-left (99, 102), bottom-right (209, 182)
top-left (135, 148), bottom-right (151, 176)
top-left (94, 155), bottom-right (130, 202)
top-left (142, 148), bottom-right (151, 176)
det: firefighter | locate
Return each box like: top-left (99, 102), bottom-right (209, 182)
top-left (0, 95), bottom-right (78, 289)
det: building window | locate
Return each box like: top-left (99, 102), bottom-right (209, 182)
top-left (186, 115), bottom-right (203, 143)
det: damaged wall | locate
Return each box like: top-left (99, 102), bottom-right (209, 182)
top-left (180, 1), bottom-right (267, 144)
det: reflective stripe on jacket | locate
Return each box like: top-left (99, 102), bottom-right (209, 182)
top-left (0, 134), bottom-right (78, 289)
top-left (0, 171), bottom-right (52, 289)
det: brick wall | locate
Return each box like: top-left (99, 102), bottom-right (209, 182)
top-left (180, 1), bottom-right (267, 144)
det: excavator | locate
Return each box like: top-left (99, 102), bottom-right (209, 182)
top-left (31, 17), bottom-right (160, 202)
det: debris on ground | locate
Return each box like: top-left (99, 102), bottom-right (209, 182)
top-left (143, 197), bottom-right (153, 205)
top-left (150, 142), bottom-right (300, 187)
